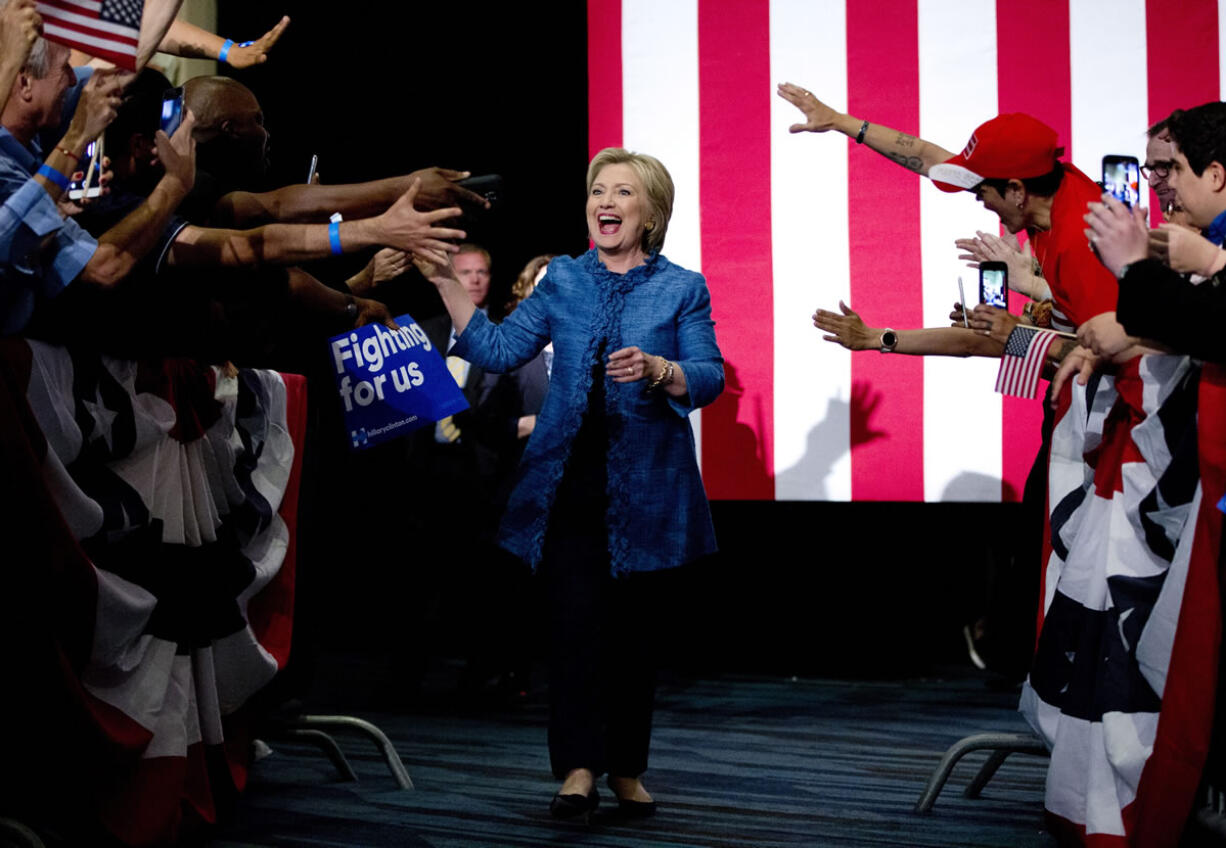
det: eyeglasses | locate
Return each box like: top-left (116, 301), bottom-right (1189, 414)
top-left (1140, 160), bottom-right (1173, 179)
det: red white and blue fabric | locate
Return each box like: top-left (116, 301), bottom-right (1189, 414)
top-left (1, 339), bottom-right (304, 845)
top-left (1021, 355), bottom-right (1223, 846)
top-left (36, 0), bottom-right (143, 70)
top-left (588, 0), bottom-right (1224, 502)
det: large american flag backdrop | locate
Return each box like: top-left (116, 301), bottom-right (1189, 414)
top-left (587, 0), bottom-right (1224, 503)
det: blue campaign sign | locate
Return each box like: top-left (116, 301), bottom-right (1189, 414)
top-left (328, 314), bottom-right (469, 450)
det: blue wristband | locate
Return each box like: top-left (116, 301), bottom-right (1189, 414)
top-left (37, 163), bottom-right (70, 191)
top-left (328, 220), bottom-right (342, 256)
top-left (219, 38), bottom-right (234, 63)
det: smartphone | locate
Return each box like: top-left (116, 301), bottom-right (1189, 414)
top-left (159, 87), bottom-right (184, 137)
top-left (67, 140), bottom-right (102, 200)
top-left (1102, 154), bottom-right (1141, 208)
top-left (457, 174), bottom-right (502, 207)
top-left (306, 153), bottom-right (318, 185)
top-left (957, 277), bottom-right (969, 327)
top-left (979, 261), bottom-right (1008, 309)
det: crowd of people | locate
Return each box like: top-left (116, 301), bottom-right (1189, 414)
top-left (781, 79), bottom-right (1226, 845)
top-left (6, 0), bottom-right (1226, 844)
top-left (0, 1), bottom-right (725, 842)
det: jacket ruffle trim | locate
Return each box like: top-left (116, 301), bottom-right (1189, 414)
top-left (520, 249), bottom-right (663, 576)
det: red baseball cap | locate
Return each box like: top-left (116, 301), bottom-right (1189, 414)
top-left (928, 113), bottom-right (1064, 193)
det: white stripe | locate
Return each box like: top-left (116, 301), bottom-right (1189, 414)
top-left (1069, 0), bottom-right (1149, 176)
top-left (41, 22), bottom-right (137, 56)
top-left (918, 0), bottom-right (1002, 502)
top-left (770, 0), bottom-right (850, 501)
top-left (620, 0), bottom-right (704, 466)
top-left (38, 6), bottom-right (139, 40)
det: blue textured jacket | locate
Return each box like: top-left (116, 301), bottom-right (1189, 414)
top-left (451, 248), bottom-right (724, 575)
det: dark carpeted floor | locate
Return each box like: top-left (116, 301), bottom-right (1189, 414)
top-left (208, 655), bottom-right (1053, 847)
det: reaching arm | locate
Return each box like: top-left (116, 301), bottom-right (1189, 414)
top-left (777, 82), bottom-right (955, 176)
top-left (210, 166), bottom-right (489, 228)
top-left (284, 267), bottom-right (394, 329)
top-left (157, 16), bottom-right (290, 68)
top-left (814, 300), bottom-right (1003, 357)
top-left (79, 115), bottom-right (196, 287)
top-left (167, 179), bottom-right (462, 269)
top-left (135, 0), bottom-right (184, 70)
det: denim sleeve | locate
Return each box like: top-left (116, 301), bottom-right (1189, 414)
top-left (47, 216), bottom-right (97, 293)
top-left (0, 177), bottom-right (66, 271)
top-left (451, 273), bottom-right (552, 373)
top-left (667, 275), bottom-right (724, 417)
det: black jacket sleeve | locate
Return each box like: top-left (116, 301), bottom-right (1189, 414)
top-left (1117, 258), bottom-right (1226, 362)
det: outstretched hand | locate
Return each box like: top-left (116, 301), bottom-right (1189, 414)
top-left (813, 300), bottom-right (878, 351)
top-left (408, 167), bottom-right (491, 212)
top-left (777, 82), bottom-right (841, 134)
top-left (226, 16), bottom-right (290, 68)
top-left (377, 178), bottom-right (466, 256)
top-left (954, 230), bottom-right (1045, 299)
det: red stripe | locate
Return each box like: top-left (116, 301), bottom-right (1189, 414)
top-left (846, 0), bottom-right (923, 501)
top-left (995, 0), bottom-right (1069, 501)
top-left (39, 11), bottom-right (139, 46)
top-left (587, 0), bottom-right (623, 159)
top-left (1146, 0), bottom-right (1218, 227)
top-left (1146, 0), bottom-right (1218, 128)
top-left (697, 0), bottom-right (774, 500)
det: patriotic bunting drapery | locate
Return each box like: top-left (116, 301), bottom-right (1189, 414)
top-left (0, 339), bottom-right (304, 845)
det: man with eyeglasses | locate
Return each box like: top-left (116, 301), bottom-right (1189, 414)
top-left (1142, 121), bottom-right (1184, 225)
top-left (1076, 102), bottom-right (1226, 364)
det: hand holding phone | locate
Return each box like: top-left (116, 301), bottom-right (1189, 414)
top-left (457, 174), bottom-right (502, 208)
top-left (160, 87), bottom-right (184, 137)
top-left (979, 261), bottom-right (1008, 309)
top-left (1102, 154), bottom-right (1141, 208)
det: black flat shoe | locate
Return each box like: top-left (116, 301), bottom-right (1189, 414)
top-left (615, 797), bottom-right (657, 819)
top-left (550, 787), bottom-right (599, 820)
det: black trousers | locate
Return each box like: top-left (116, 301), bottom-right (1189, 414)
top-left (539, 505), bottom-right (657, 780)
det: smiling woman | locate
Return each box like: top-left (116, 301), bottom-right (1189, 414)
top-left (413, 145), bottom-right (724, 822)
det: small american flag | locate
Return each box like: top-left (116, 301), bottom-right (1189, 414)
top-left (37, 0), bottom-right (143, 71)
top-left (995, 325), bottom-right (1061, 399)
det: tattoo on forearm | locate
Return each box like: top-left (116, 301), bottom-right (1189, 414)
top-left (886, 152), bottom-right (925, 173)
top-left (176, 39), bottom-right (214, 60)
top-left (895, 132), bottom-right (917, 149)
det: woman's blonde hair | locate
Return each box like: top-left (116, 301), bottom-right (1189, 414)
top-left (585, 147), bottom-right (674, 254)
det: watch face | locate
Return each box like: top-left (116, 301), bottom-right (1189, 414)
top-left (882, 331), bottom-right (897, 349)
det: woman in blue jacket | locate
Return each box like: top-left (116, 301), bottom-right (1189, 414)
top-left (415, 147), bottom-right (723, 821)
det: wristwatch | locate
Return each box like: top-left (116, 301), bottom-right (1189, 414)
top-left (344, 295), bottom-right (358, 323)
top-left (879, 328), bottom-right (898, 353)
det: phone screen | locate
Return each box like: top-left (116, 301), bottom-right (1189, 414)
top-left (979, 263), bottom-right (1007, 309)
top-left (160, 88), bottom-right (184, 137)
top-left (67, 140), bottom-right (102, 200)
top-left (1103, 155), bottom-right (1141, 207)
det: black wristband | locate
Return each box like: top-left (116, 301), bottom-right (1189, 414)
top-left (856, 120), bottom-right (869, 144)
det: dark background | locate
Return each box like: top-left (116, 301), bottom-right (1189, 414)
top-left (214, 3), bottom-right (1024, 684)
